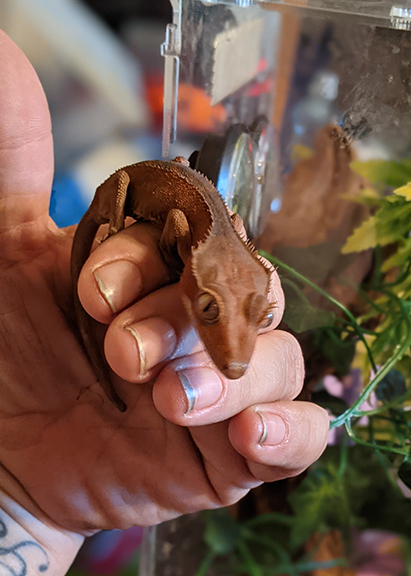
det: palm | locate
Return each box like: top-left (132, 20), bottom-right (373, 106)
top-left (0, 228), bottom-right (221, 532)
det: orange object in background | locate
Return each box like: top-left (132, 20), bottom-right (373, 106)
top-left (146, 72), bottom-right (226, 134)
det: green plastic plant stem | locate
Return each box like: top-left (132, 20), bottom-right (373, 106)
top-left (260, 252), bottom-right (378, 373)
top-left (338, 433), bottom-right (349, 477)
top-left (294, 559), bottom-right (348, 573)
top-left (243, 530), bottom-right (293, 565)
top-left (344, 419), bottom-right (408, 456)
top-left (353, 387), bottom-right (411, 416)
top-left (331, 290), bottom-right (411, 428)
top-left (372, 245), bottom-right (383, 285)
top-left (356, 288), bottom-right (385, 313)
top-left (194, 550), bottom-right (216, 576)
top-left (369, 259), bottom-right (411, 289)
top-left (368, 418), bottom-right (399, 491)
top-left (372, 447), bottom-right (401, 492)
top-left (236, 540), bottom-right (264, 576)
top-left (343, 325), bottom-right (377, 336)
top-left (244, 512), bottom-right (294, 528)
top-left (330, 342), bottom-right (408, 429)
top-left (340, 274), bottom-right (386, 314)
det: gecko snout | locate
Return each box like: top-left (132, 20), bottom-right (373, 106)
top-left (222, 361), bottom-right (248, 379)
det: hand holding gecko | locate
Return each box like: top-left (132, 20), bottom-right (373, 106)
top-left (0, 31), bottom-right (329, 575)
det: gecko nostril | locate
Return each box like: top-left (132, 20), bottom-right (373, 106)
top-left (223, 361), bottom-right (248, 379)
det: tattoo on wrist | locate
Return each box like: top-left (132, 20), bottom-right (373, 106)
top-left (0, 516), bottom-right (49, 575)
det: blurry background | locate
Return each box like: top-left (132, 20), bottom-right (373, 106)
top-left (0, 0), bottom-right (172, 228)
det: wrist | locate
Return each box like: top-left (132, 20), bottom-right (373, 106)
top-left (0, 490), bottom-right (84, 576)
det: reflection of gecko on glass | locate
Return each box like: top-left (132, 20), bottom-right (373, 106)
top-left (71, 156), bottom-right (274, 412)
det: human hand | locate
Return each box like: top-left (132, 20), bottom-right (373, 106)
top-left (0, 30), bottom-right (329, 572)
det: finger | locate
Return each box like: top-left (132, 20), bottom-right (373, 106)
top-left (152, 329), bottom-right (305, 425)
top-left (77, 221), bottom-right (284, 329)
top-left (0, 32), bottom-right (53, 234)
top-left (262, 255), bottom-right (284, 332)
top-left (77, 222), bottom-right (171, 324)
top-left (184, 401), bottom-right (329, 505)
top-left (189, 421), bottom-right (264, 505)
top-left (102, 262), bottom-right (290, 390)
top-left (104, 290), bottom-right (287, 386)
top-left (228, 400), bottom-right (329, 482)
top-left (104, 282), bottom-right (200, 383)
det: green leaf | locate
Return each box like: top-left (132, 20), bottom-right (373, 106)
top-left (375, 369), bottom-right (406, 402)
top-left (343, 197), bottom-right (411, 253)
top-left (351, 160), bottom-right (411, 188)
top-left (282, 281), bottom-right (336, 333)
top-left (394, 182), bottom-right (411, 200)
top-left (371, 324), bottom-right (401, 359)
top-left (342, 214), bottom-right (378, 253)
top-left (288, 465), bottom-right (353, 548)
top-left (398, 457), bottom-right (411, 489)
top-left (381, 238), bottom-right (411, 271)
top-left (203, 509), bottom-right (240, 555)
top-left (313, 328), bottom-right (356, 377)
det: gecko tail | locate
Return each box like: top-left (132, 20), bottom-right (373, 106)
top-left (71, 213), bottom-right (127, 412)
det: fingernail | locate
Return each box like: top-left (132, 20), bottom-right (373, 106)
top-left (94, 261), bottom-right (143, 313)
top-left (177, 368), bottom-right (223, 413)
top-left (125, 318), bottom-right (176, 376)
top-left (256, 411), bottom-right (287, 446)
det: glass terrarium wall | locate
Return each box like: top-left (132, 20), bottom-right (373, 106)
top-left (163, 0), bottom-right (411, 239)
top-left (254, 0), bottom-right (411, 28)
top-left (162, 0), bottom-right (283, 237)
top-left (148, 2), bottom-right (411, 574)
top-left (162, 0), bottom-right (411, 257)
top-left (256, 3), bottom-right (411, 279)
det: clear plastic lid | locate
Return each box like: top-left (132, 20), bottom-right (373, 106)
top-left (201, 0), bottom-right (411, 27)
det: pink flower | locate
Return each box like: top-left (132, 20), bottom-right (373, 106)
top-left (352, 530), bottom-right (405, 576)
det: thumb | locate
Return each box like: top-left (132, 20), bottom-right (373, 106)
top-left (0, 31), bottom-right (54, 236)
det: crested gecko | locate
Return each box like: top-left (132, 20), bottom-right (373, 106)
top-left (71, 156), bottom-right (273, 412)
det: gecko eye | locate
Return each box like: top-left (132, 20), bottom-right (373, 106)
top-left (260, 311), bottom-right (274, 329)
top-left (196, 292), bottom-right (220, 324)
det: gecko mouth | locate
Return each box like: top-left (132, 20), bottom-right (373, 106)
top-left (222, 361), bottom-right (248, 379)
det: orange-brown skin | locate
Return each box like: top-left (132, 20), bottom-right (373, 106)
top-left (71, 157), bottom-right (273, 411)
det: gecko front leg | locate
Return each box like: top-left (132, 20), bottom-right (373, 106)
top-left (159, 208), bottom-right (192, 277)
top-left (96, 169), bottom-right (130, 242)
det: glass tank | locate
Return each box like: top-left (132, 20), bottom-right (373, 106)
top-left (202, 0), bottom-right (411, 28)
top-left (149, 1), bottom-right (411, 573)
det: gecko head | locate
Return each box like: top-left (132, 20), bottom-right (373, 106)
top-left (180, 247), bottom-right (273, 379)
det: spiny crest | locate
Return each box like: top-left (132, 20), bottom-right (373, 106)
top-left (189, 223), bottom-right (214, 280)
top-left (240, 235), bottom-right (273, 278)
top-left (256, 251), bottom-right (275, 275)
top-left (191, 168), bottom-right (218, 190)
top-left (234, 228), bottom-right (273, 275)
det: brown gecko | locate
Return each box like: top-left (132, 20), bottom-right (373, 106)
top-left (71, 156), bottom-right (273, 412)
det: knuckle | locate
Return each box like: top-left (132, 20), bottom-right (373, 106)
top-left (282, 404), bottom-right (329, 467)
top-left (269, 275), bottom-right (285, 328)
top-left (276, 332), bottom-right (305, 399)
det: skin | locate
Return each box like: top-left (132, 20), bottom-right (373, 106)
top-left (0, 30), bottom-right (329, 573)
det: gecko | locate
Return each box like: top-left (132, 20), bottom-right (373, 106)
top-left (71, 156), bottom-right (274, 412)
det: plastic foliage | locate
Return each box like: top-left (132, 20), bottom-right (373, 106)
top-left (196, 443), bottom-right (411, 575)
top-left (260, 159), bottom-right (411, 487)
top-left (193, 158), bottom-right (411, 576)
